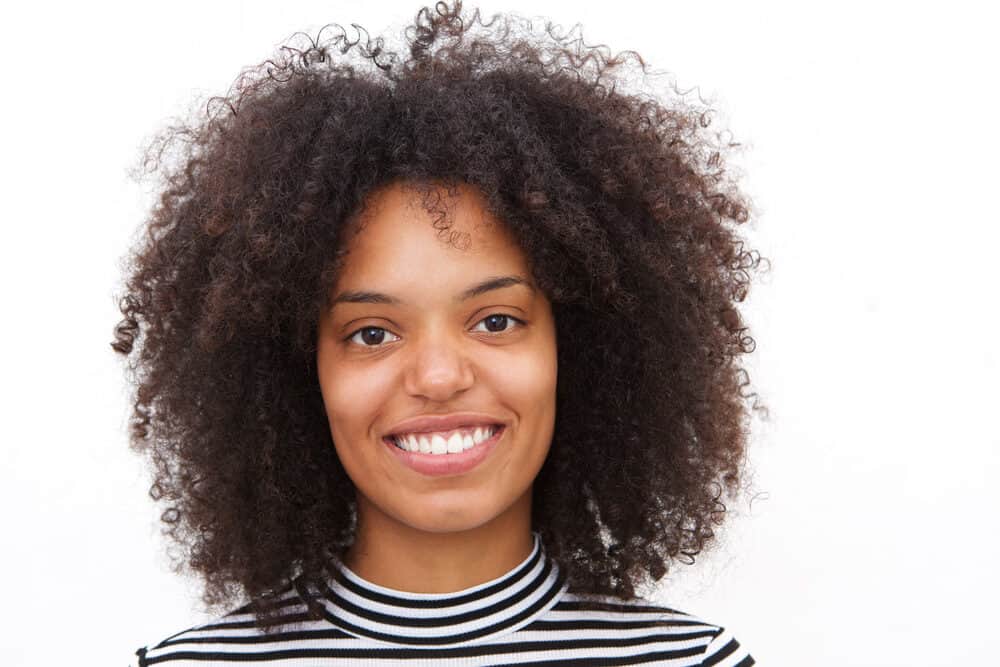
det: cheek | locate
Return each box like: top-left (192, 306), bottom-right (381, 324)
top-left (320, 362), bottom-right (395, 486)
top-left (487, 342), bottom-right (558, 415)
top-left (319, 361), bottom-right (396, 442)
top-left (517, 355), bottom-right (556, 403)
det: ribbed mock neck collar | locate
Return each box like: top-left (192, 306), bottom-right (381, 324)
top-left (308, 531), bottom-right (567, 646)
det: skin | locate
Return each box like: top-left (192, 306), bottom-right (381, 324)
top-left (315, 180), bottom-right (558, 593)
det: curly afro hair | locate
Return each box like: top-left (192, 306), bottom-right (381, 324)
top-left (112, 0), bottom-right (764, 632)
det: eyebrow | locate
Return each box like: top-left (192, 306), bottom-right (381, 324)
top-left (331, 275), bottom-right (535, 307)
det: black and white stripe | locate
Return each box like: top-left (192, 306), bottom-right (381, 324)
top-left (135, 533), bottom-right (754, 666)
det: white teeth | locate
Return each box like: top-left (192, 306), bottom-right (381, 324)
top-left (475, 426), bottom-right (497, 442)
top-left (392, 425), bottom-right (501, 455)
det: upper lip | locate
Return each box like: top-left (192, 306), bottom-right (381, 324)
top-left (384, 412), bottom-right (505, 437)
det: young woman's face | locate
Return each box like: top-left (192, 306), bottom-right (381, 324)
top-left (316, 181), bottom-right (558, 535)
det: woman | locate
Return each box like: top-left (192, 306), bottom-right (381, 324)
top-left (113, 2), bottom-right (762, 664)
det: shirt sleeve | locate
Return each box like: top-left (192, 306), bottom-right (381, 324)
top-left (700, 626), bottom-right (755, 666)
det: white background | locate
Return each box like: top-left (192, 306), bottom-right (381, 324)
top-left (1, 1), bottom-right (997, 665)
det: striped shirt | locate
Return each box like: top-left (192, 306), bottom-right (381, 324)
top-left (134, 533), bottom-right (755, 666)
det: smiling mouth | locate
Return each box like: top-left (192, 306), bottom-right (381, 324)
top-left (384, 424), bottom-right (504, 455)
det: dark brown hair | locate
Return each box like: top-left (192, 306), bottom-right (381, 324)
top-left (112, 0), bottom-right (765, 631)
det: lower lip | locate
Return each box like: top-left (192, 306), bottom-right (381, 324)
top-left (383, 426), bottom-right (506, 477)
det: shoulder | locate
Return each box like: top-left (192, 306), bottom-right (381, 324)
top-left (545, 592), bottom-right (755, 666)
top-left (131, 590), bottom-right (324, 667)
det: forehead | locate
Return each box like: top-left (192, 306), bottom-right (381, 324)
top-left (335, 181), bottom-right (530, 280)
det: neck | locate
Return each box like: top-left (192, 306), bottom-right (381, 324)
top-left (342, 488), bottom-right (534, 593)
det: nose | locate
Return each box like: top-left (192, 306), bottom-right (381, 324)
top-left (402, 331), bottom-right (475, 402)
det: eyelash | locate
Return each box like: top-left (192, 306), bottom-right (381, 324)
top-left (344, 314), bottom-right (525, 348)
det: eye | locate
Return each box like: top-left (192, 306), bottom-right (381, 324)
top-left (346, 326), bottom-right (401, 348)
top-left (345, 314), bottom-right (524, 349)
top-left (472, 313), bottom-right (524, 334)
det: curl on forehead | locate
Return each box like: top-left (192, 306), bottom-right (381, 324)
top-left (338, 178), bottom-right (514, 258)
top-left (324, 179), bottom-right (531, 313)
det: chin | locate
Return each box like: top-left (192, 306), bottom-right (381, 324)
top-left (396, 499), bottom-right (500, 534)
